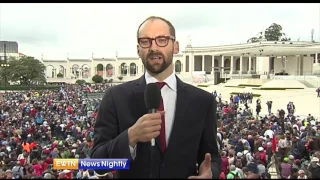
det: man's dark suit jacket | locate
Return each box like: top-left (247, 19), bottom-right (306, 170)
top-left (90, 75), bottom-right (221, 178)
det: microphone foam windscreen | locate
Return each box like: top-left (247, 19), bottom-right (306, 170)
top-left (144, 83), bottom-right (161, 109)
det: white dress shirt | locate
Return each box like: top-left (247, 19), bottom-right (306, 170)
top-left (129, 71), bottom-right (177, 159)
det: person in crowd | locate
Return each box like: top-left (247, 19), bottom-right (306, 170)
top-left (226, 165), bottom-right (240, 179)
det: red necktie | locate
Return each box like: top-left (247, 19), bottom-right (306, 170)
top-left (156, 82), bottom-right (166, 153)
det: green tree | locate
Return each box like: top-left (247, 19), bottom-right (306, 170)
top-left (247, 23), bottom-right (291, 42)
top-left (92, 74), bottom-right (103, 83)
top-left (1, 56), bottom-right (46, 85)
top-left (76, 79), bottom-right (86, 85)
top-left (57, 73), bottom-right (64, 78)
top-left (265, 23), bottom-right (291, 41)
top-left (0, 66), bottom-right (9, 85)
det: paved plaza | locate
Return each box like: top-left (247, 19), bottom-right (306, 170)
top-left (1, 81), bottom-right (319, 119)
top-left (197, 84), bottom-right (320, 119)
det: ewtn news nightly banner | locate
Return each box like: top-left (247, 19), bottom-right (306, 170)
top-left (53, 159), bottom-right (129, 170)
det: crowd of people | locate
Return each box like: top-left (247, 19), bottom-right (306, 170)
top-left (216, 93), bottom-right (320, 179)
top-left (0, 84), bottom-right (114, 179)
top-left (0, 84), bottom-right (319, 179)
top-left (229, 92), bottom-right (254, 105)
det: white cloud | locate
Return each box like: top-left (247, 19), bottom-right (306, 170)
top-left (0, 3), bottom-right (319, 60)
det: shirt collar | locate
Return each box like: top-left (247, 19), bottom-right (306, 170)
top-left (144, 71), bottom-right (177, 92)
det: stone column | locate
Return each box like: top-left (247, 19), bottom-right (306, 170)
top-left (230, 56), bottom-right (234, 75)
top-left (211, 55), bottom-right (215, 74)
top-left (180, 63), bottom-right (183, 75)
top-left (221, 56), bottom-right (225, 75)
top-left (54, 68), bottom-right (57, 78)
top-left (190, 53), bottom-right (194, 73)
top-left (79, 69), bottom-right (82, 79)
top-left (202, 55), bottom-right (205, 71)
top-left (126, 65), bottom-right (130, 76)
top-left (240, 56), bottom-right (243, 75)
top-left (128, 65), bottom-right (131, 76)
top-left (248, 56), bottom-right (252, 74)
top-left (135, 66), bottom-right (138, 76)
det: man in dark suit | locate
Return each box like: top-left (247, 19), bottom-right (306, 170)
top-left (90, 16), bottom-right (221, 179)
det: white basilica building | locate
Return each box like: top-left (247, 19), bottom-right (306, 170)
top-left (42, 41), bottom-right (320, 84)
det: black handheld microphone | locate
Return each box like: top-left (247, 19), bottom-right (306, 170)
top-left (144, 83), bottom-right (162, 146)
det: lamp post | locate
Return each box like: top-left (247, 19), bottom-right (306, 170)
top-left (1, 42), bottom-right (10, 92)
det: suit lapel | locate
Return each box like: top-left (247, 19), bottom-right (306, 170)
top-left (132, 75), bottom-right (162, 152)
top-left (165, 76), bottom-right (189, 155)
top-left (132, 75), bottom-right (147, 115)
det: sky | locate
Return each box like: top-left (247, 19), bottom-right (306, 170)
top-left (0, 3), bottom-right (319, 60)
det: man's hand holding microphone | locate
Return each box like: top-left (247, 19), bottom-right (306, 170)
top-left (128, 82), bottom-right (163, 148)
top-left (128, 111), bottom-right (164, 148)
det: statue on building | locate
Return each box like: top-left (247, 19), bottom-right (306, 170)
top-left (187, 36), bottom-right (192, 47)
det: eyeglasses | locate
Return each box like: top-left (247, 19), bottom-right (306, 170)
top-left (138, 35), bottom-right (175, 48)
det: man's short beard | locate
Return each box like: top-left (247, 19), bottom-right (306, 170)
top-left (144, 58), bottom-right (170, 74)
top-left (143, 51), bottom-right (173, 74)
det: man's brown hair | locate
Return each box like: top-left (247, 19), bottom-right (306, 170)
top-left (136, 16), bottom-right (176, 39)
